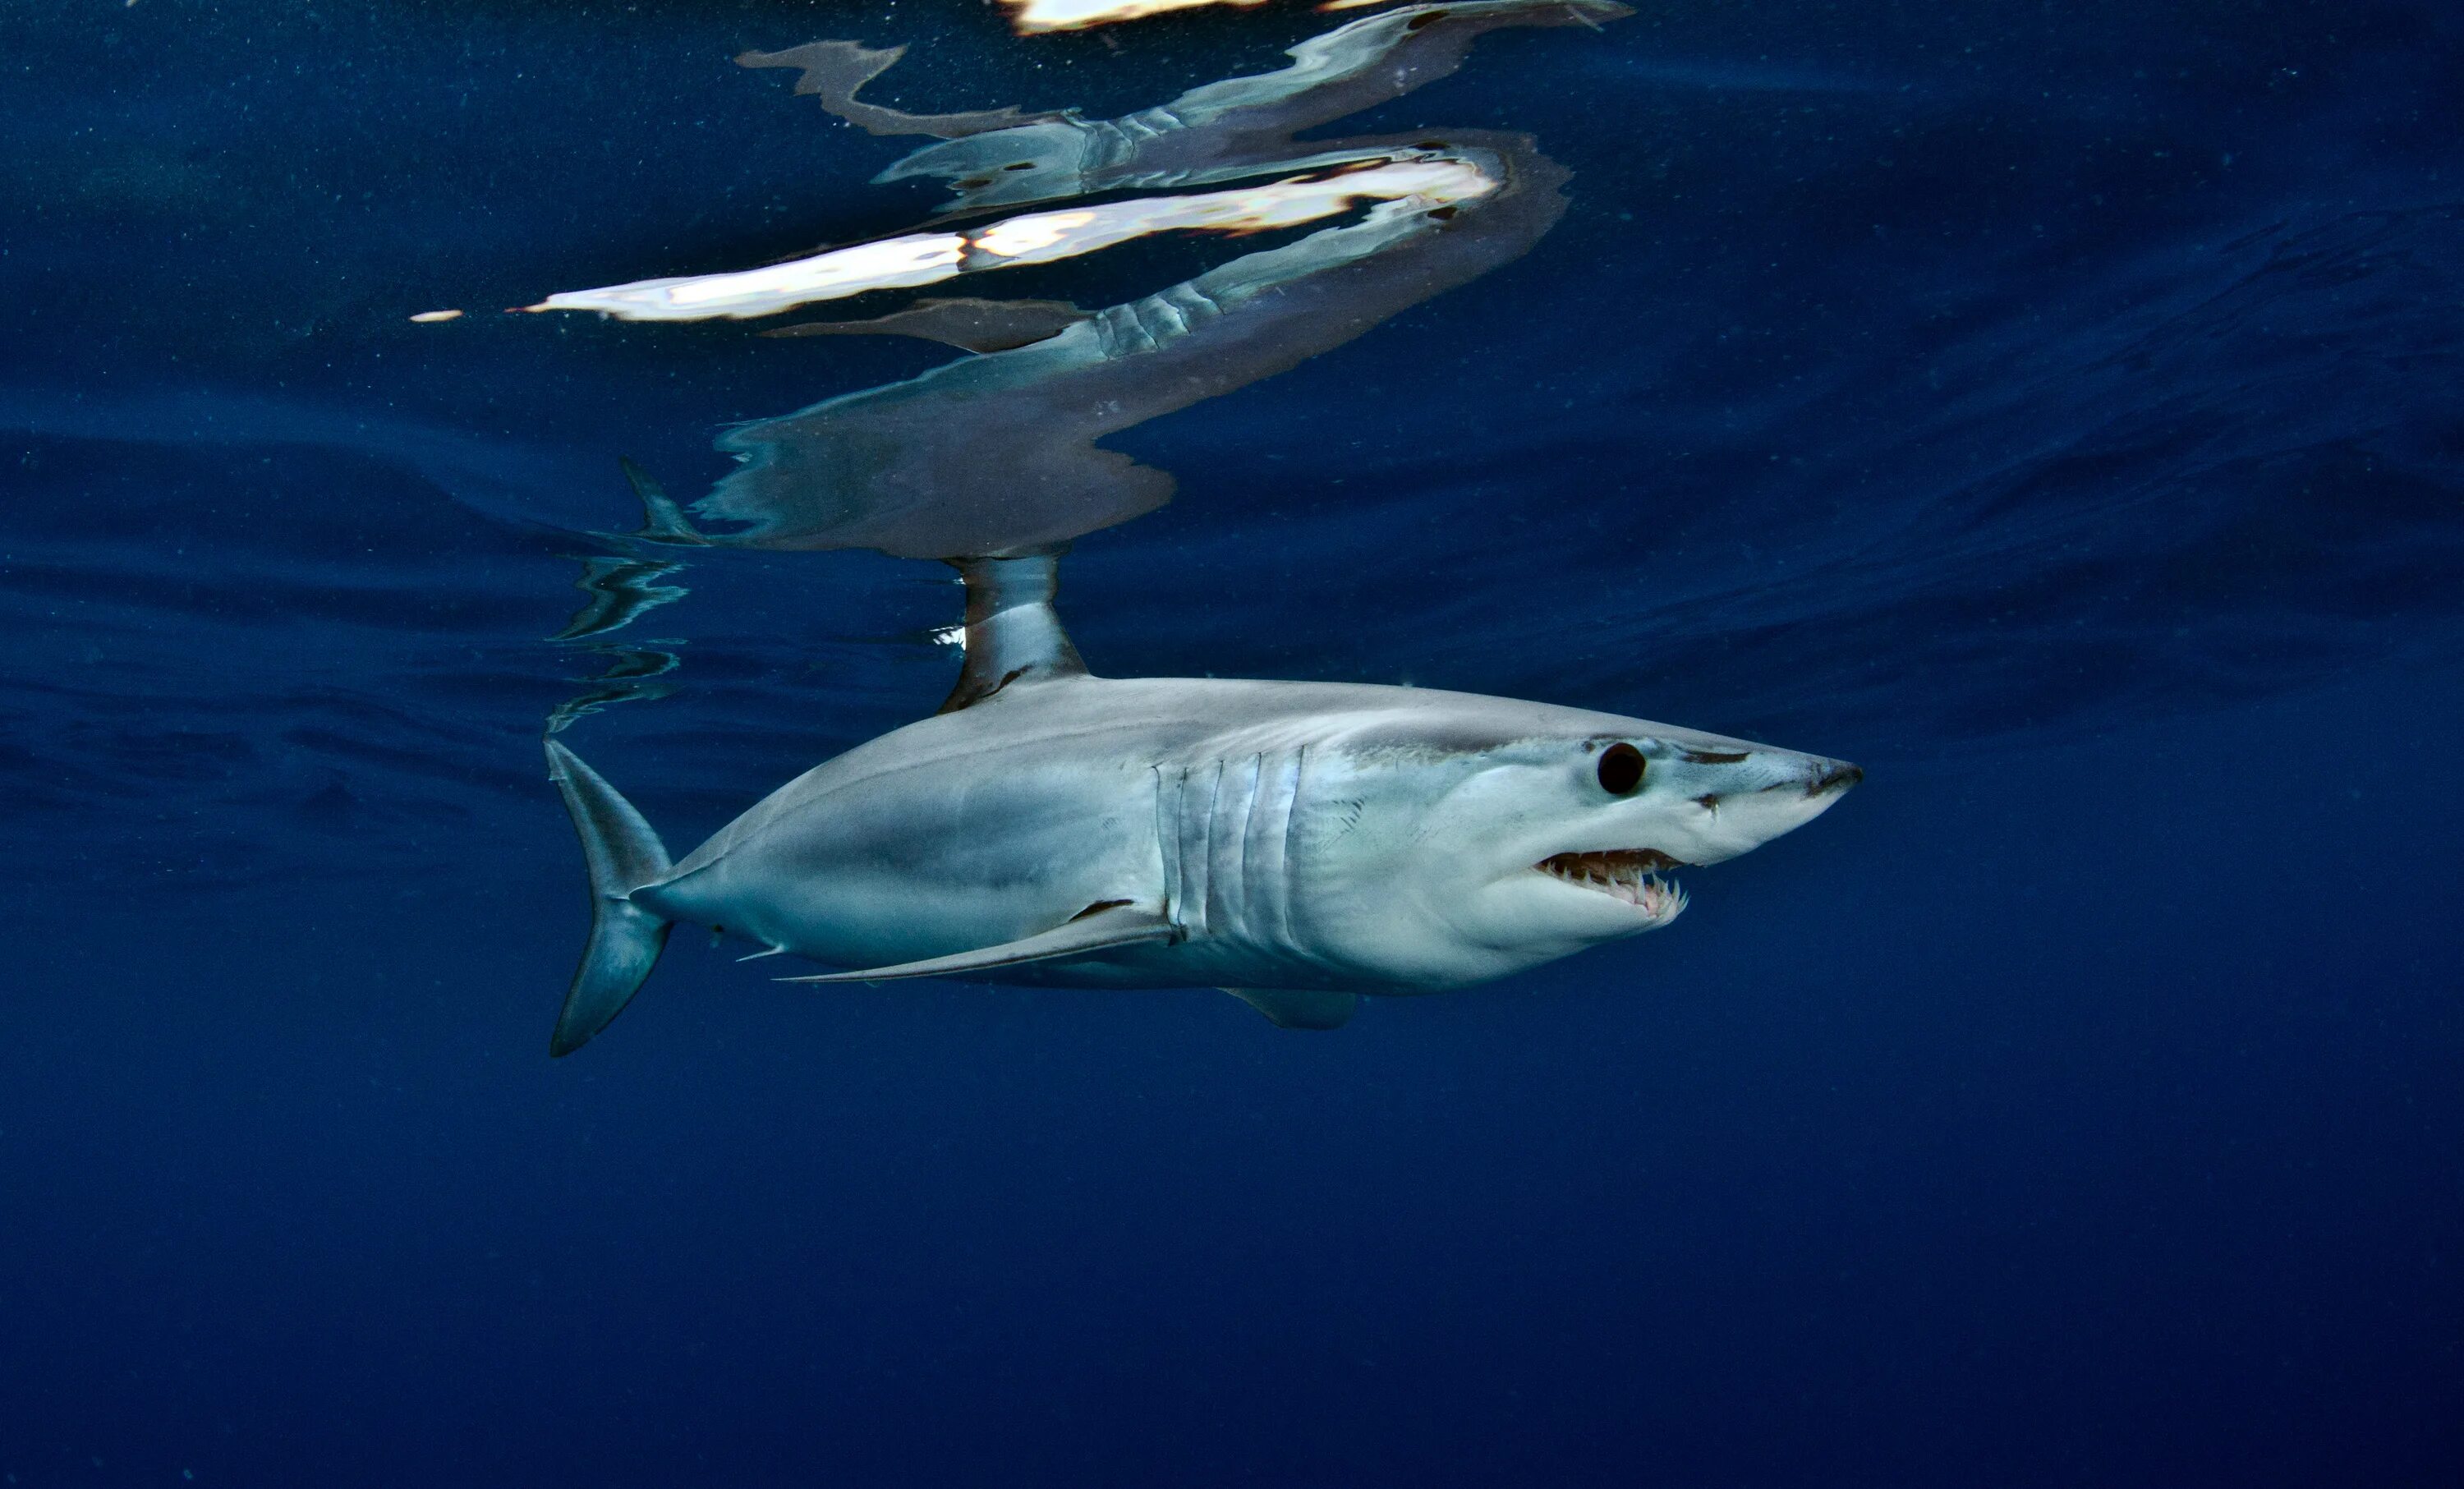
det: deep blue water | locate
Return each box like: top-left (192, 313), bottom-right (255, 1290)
top-left (4, 1), bottom-right (2461, 1483)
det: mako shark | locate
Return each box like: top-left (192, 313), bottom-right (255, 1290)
top-left (544, 554), bottom-right (1859, 1054)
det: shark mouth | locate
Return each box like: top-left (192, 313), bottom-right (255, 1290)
top-left (1535, 848), bottom-right (1690, 923)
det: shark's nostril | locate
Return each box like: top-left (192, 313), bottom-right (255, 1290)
top-left (1810, 762), bottom-right (1864, 794)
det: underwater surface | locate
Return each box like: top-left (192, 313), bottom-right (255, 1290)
top-left (2, 0), bottom-right (2460, 1482)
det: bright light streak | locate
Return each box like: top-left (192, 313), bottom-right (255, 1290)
top-left (972, 211), bottom-right (1100, 260)
top-left (972, 160), bottom-right (1492, 266)
top-left (529, 235), bottom-right (968, 320)
top-left (527, 157), bottom-right (1495, 323)
top-left (1000, 0), bottom-right (1269, 34)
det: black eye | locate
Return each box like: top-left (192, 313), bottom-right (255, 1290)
top-left (1597, 742), bottom-right (1645, 795)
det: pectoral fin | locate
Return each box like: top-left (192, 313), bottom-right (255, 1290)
top-left (778, 902), bottom-right (1175, 985)
top-left (1222, 986), bottom-right (1358, 1031)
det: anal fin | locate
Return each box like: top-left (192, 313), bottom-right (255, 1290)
top-left (779, 901), bottom-right (1175, 985)
top-left (1223, 986), bottom-right (1358, 1030)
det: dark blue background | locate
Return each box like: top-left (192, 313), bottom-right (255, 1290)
top-left (3, 2), bottom-right (2459, 1483)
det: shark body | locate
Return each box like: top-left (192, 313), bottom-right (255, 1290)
top-left (544, 554), bottom-right (1858, 1054)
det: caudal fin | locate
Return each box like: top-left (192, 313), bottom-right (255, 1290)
top-left (544, 739), bottom-right (673, 1057)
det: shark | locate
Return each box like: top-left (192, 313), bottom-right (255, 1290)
top-left (543, 553), bottom-right (1859, 1055)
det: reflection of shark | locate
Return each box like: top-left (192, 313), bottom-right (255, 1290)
top-left (525, 0), bottom-right (1631, 558)
top-left (543, 554), bottom-right (1856, 1054)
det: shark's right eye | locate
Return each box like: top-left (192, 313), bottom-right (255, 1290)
top-left (1597, 742), bottom-right (1646, 795)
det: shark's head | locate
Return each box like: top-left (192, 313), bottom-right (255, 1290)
top-left (1287, 693), bottom-right (1859, 989)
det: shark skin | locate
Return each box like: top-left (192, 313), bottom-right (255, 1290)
top-left (542, 555), bottom-right (1859, 1054)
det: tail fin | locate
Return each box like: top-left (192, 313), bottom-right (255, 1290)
top-left (544, 739), bottom-right (674, 1057)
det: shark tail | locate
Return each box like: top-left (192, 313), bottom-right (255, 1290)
top-left (544, 739), bottom-right (674, 1057)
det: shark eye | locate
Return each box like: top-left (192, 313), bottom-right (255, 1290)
top-left (1597, 742), bottom-right (1646, 795)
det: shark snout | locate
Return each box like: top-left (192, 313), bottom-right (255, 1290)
top-left (1733, 752), bottom-right (1859, 802)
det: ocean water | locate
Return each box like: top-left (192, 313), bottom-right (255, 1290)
top-left (3, 1), bottom-right (2460, 1483)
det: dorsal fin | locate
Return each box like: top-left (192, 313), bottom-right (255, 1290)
top-left (939, 549), bottom-right (1088, 713)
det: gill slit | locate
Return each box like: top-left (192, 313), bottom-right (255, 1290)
top-left (1152, 765), bottom-right (1182, 931)
top-left (1179, 759), bottom-right (1222, 936)
top-left (1155, 750), bottom-right (1304, 949)
top-left (1258, 746), bottom-right (1305, 951)
top-left (1207, 753), bottom-right (1262, 939)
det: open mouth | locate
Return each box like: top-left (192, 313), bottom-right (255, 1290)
top-left (1535, 848), bottom-right (1690, 921)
